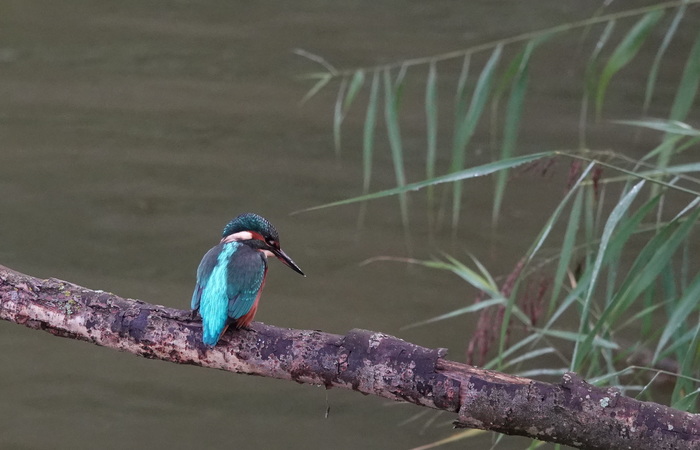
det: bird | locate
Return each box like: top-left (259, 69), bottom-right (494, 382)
top-left (191, 213), bottom-right (305, 346)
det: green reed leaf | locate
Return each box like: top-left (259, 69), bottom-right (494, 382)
top-left (596, 10), bottom-right (664, 117)
top-left (297, 152), bottom-right (553, 213)
top-left (362, 71), bottom-right (380, 194)
top-left (300, 73), bottom-right (331, 104)
top-left (572, 179), bottom-right (646, 370)
top-left (425, 61), bottom-right (438, 223)
top-left (383, 68), bottom-right (409, 229)
top-left (343, 70), bottom-right (365, 114)
top-left (493, 41), bottom-right (534, 224)
top-left (333, 77), bottom-right (347, 156)
top-left (451, 45), bottom-right (502, 229)
top-left (644, 3), bottom-right (686, 111)
top-left (654, 270), bottom-right (700, 363)
top-left (616, 119), bottom-right (700, 136)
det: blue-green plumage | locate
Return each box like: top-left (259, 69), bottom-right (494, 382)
top-left (192, 242), bottom-right (266, 346)
top-left (191, 213), bottom-right (305, 346)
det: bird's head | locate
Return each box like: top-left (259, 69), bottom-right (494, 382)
top-left (221, 213), bottom-right (305, 276)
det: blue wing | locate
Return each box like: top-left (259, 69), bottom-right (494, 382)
top-left (225, 245), bottom-right (266, 320)
top-left (192, 242), bottom-right (238, 345)
top-left (191, 244), bottom-right (222, 311)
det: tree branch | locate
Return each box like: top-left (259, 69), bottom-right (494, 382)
top-left (1, 265), bottom-right (698, 449)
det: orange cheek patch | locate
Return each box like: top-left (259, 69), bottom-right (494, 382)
top-left (249, 231), bottom-right (265, 242)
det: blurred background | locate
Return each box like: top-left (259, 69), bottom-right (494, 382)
top-left (1, 1), bottom-right (698, 449)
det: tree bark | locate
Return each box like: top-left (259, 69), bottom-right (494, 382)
top-left (1, 265), bottom-right (698, 449)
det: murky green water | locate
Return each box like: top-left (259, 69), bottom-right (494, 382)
top-left (1, 1), bottom-right (697, 449)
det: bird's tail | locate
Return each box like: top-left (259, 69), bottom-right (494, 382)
top-left (202, 329), bottom-right (219, 346)
top-left (201, 316), bottom-right (227, 346)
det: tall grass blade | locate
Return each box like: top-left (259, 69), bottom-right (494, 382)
top-left (447, 55), bottom-right (470, 228)
top-left (537, 328), bottom-right (619, 350)
top-left (581, 205), bottom-right (700, 366)
top-left (358, 71), bottom-right (381, 228)
top-left (490, 48), bottom-right (523, 115)
top-left (297, 152), bottom-right (554, 213)
top-left (595, 10), bottom-right (664, 117)
top-left (501, 347), bottom-right (556, 369)
top-left (675, 196), bottom-right (700, 220)
top-left (616, 119), bottom-right (700, 136)
top-left (611, 206), bottom-right (700, 318)
top-left (454, 55), bottom-right (471, 121)
top-left (671, 323), bottom-right (700, 410)
top-left (448, 55), bottom-right (471, 228)
top-left (402, 298), bottom-right (506, 330)
top-left (580, 20), bottom-right (616, 148)
top-left (425, 62), bottom-right (439, 226)
top-left (673, 386), bottom-right (700, 413)
top-left (654, 270), bottom-right (700, 363)
top-left (658, 28), bottom-right (700, 173)
top-left (333, 77), bottom-right (347, 157)
top-left (667, 151), bottom-right (700, 175)
top-left (542, 269), bottom-right (592, 336)
top-left (451, 45), bottom-right (502, 229)
top-left (528, 162), bottom-right (596, 261)
top-left (515, 368), bottom-right (569, 378)
top-left (343, 70), bottom-right (365, 114)
top-left (668, 28), bottom-right (700, 124)
top-left (442, 253), bottom-right (501, 296)
top-left (645, 135), bottom-right (700, 164)
top-left (400, 256), bottom-right (501, 296)
top-left (549, 189), bottom-right (583, 314)
top-left (644, 3), bottom-right (686, 112)
top-left (491, 30), bottom-right (552, 110)
top-left (293, 48), bottom-right (337, 74)
top-left (661, 325), bottom-right (700, 356)
top-left (362, 74), bottom-right (380, 190)
top-left (383, 68), bottom-right (410, 230)
top-left (493, 41), bottom-right (534, 224)
top-left (300, 73), bottom-right (332, 104)
top-left (572, 180), bottom-right (646, 370)
top-left (463, 253), bottom-right (500, 292)
top-left (617, 299), bottom-right (667, 330)
top-left (484, 334), bottom-right (540, 370)
top-left (603, 195), bottom-right (661, 263)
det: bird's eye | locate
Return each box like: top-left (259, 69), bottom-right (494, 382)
top-left (266, 238), bottom-right (277, 247)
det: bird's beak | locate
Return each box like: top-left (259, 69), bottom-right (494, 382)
top-left (272, 248), bottom-right (305, 277)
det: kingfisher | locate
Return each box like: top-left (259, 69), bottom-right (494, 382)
top-left (191, 213), bottom-right (305, 346)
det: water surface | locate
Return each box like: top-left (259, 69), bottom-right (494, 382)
top-left (1, 2), bottom-right (697, 449)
